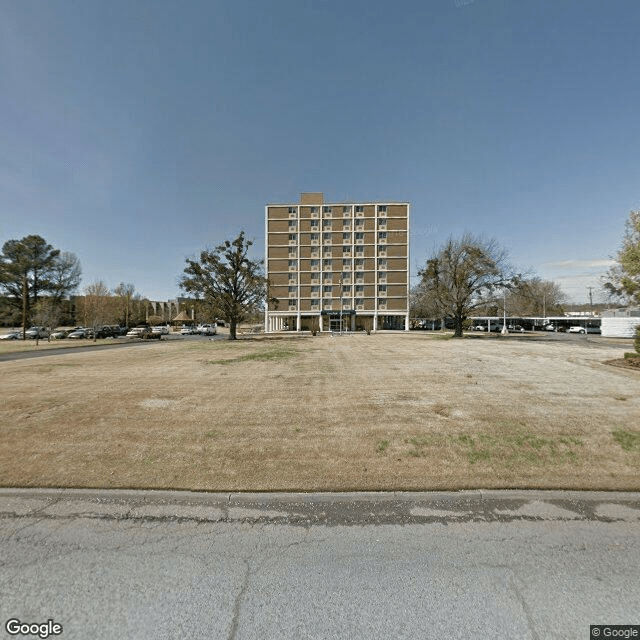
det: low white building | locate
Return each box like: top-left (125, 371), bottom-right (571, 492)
top-left (601, 308), bottom-right (640, 338)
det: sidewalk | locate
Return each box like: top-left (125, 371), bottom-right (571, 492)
top-left (1, 488), bottom-right (639, 526)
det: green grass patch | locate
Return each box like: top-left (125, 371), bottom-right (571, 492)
top-left (612, 429), bottom-right (640, 452)
top-left (401, 427), bottom-right (584, 465)
top-left (376, 439), bottom-right (390, 454)
top-left (208, 345), bottom-right (298, 365)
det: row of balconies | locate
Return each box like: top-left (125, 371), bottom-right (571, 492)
top-left (267, 204), bottom-right (408, 221)
top-left (273, 298), bottom-right (407, 312)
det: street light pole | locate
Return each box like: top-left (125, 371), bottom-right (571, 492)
top-left (501, 291), bottom-right (508, 335)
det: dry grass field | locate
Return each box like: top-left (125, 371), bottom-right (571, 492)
top-left (1, 333), bottom-right (639, 491)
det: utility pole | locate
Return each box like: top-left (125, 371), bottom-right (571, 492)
top-left (588, 287), bottom-right (594, 315)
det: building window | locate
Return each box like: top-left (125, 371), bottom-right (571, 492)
top-left (323, 272), bottom-right (333, 283)
top-left (311, 259), bottom-right (319, 270)
top-left (288, 260), bottom-right (297, 271)
top-left (355, 272), bottom-right (364, 284)
top-left (378, 205), bottom-right (387, 215)
top-left (323, 232), bottom-right (331, 243)
top-left (378, 219), bottom-right (387, 230)
top-left (355, 205), bottom-right (364, 213)
top-left (311, 285), bottom-right (320, 295)
top-left (355, 258), bottom-right (364, 268)
top-left (311, 248), bottom-right (319, 258)
top-left (341, 270), bottom-right (351, 281)
top-left (323, 258), bottom-right (332, 269)
top-left (378, 231), bottom-right (387, 242)
top-left (342, 232), bottom-right (350, 242)
top-left (378, 285), bottom-right (387, 296)
top-left (342, 221), bottom-right (350, 231)
top-left (322, 219), bottom-right (332, 230)
top-left (342, 285), bottom-right (351, 295)
top-left (322, 206), bottom-right (332, 214)
top-left (310, 219), bottom-right (319, 229)
top-left (311, 299), bottom-right (319, 309)
top-left (378, 258), bottom-right (387, 270)
top-left (378, 246), bottom-right (387, 257)
top-left (289, 233), bottom-right (297, 244)
top-left (311, 233), bottom-right (319, 245)
top-left (288, 207), bottom-right (297, 214)
top-left (323, 285), bottom-right (333, 294)
top-left (355, 219), bottom-right (364, 229)
top-left (289, 286), bottom-right (297, 298)
top-left (342, 245), bottom-right (351, 256)
top-left (288, 220), bottom-right (297, 229)
top-left (378, 272), bottom-right (387, 284)
top-left (355, 232), bottom-right (364, 244)
top-left (342, 206), bottom-right (350, 215)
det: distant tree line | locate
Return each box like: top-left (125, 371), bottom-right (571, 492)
top-left (0, 234), bottom-right (155, 332)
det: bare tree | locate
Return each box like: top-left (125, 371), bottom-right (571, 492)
top-left (180, 232), bottom-right (269, 340)
top-left (505, 278), bottom-right (566, 317)
top-left (79, 281), bottom-right (112, 341)
top-left (418, 234), bottom-right (517, 337)
top-left (113, 283), bottom-right (136, 328)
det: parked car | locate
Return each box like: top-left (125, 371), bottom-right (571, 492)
top-left (0, 331), bottom-right (21, 340)
top-left (197, 323), bottom-right (217, 335)
top-left (49, 329), bottom-right (69, 339)
top-left (180, 325), bottom-right (197, 335)
top-left (508, 325), bottom-right (525, 333)
top-left (151, 325), bottom-right (170, 335)
top-left (473, 324), bottom-right (486, 331)
top-left (126, 326), bottom-right (149, 338)
top-left (544, 324), bottom-right (556, 331)
top-left (24, 326), bottom-right (49, 339)
top-left (67, 328), bottom-right (88, 339)
top-left (568, 326), bottom-right (586, 334)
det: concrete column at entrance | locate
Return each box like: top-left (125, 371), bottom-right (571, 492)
top-left (296, 314), bottom-right (301, 332)
top-left (373, 314), bottom-right (378, 331)
top-left (405, 312), bottom-right (410, 331)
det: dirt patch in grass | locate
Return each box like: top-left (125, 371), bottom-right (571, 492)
top-left (604, 355), bottom-right (640, 371)
top-left (1, 334), bottom-right (639, 491)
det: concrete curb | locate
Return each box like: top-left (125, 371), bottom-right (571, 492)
top-left (1, 488), bottom-right (639, 526)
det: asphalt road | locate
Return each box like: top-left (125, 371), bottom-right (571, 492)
top-left (1, 489), bottom-right (639, 640)
top-left (0, 334), bottom-right (227, 362)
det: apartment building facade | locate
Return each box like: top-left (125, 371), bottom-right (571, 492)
top-left (265, 193), bottom-right (409, 333)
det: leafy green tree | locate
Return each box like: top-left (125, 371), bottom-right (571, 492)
top-left (180, 232), bottom-right (268, 340)
top-left (0, 235), bottom-right (81, 335)
top-left (604, 211), bottom-right (640, 305)
top-left (417, 234), bottom-right (517, 337)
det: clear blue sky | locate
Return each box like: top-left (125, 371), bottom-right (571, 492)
top-left (2, 0), bottom-right (639, 304)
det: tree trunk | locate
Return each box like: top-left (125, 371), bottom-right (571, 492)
top-left (22, 275), bottom-right (28, 340)
top-left (453, 315), bottom-right (464, 338)
top-left (228, 320), bottom-right (237, 340)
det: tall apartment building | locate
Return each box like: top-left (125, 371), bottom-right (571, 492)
top-left (265, 193), bottom-right (409, 333)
